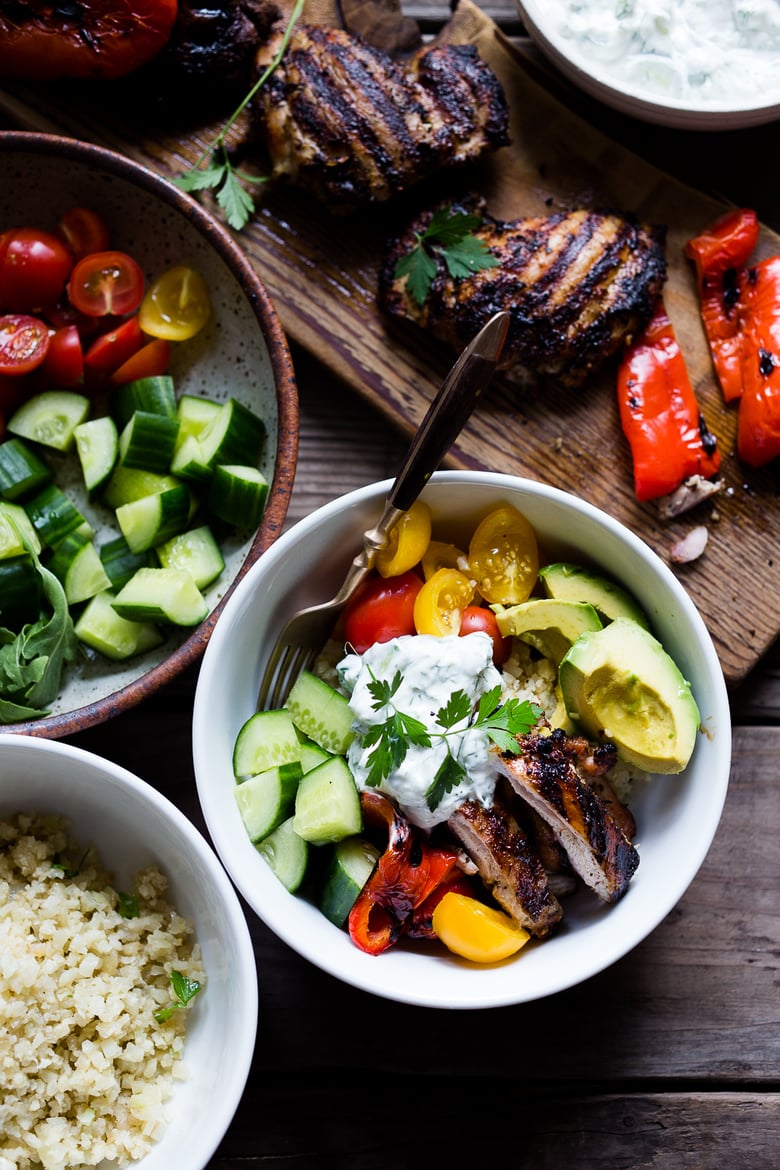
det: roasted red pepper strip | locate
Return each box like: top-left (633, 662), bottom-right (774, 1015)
top-left (736, 257), bottom-right (780, 468)
top-left (685, 209), bottom-right (759, 402)
top-left (617, 300), bottom-right (721, 501)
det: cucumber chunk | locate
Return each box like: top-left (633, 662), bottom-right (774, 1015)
top-left (0, 438), bottom-right (51, 501)
top-left (99, 534), bottom-right (153, 591)
top-left (48, 532), bottom-right (112, 605)
top-left (198, 397), bottom-right (266, 468)
top-left (234, 761), bottom-right (303, 843)
top-left (156, 525), bottom-right (224, 589)
top-left (113, 375), bottom-right (177, 429)
top-left (0, 509), bottom-right (26, 559)
top-left (257, 817), bottom-right (309, 893)
top-left (8, 390), bottom-right (90, 451)
top-left (0, 502), bottom-right (41, 555)
top-left (102, 467), bottom-right (181, 510)
top-left (74, 416), bottom-right (119, 496)
top-left (286, 670), bottom-right (355, 754)
top-left (0, 554), bottom-right (43, 629)
top-left (116, 485), bottom-right (192, 553)
top-left (292, 755), bottom-right (362, 845)
top-left (25, 483), bottom-right (93, 548)
top-left (176, 393), bottom-right (222, 442)
top-left (75, 589), bottom-right (164, 661)
top-left (208, 464), bottom-right (268, 529)
top-left (298, 740), bottom-right (331, 774)
top-left (318, 837), bottom-right (380, 927)
top-left (111, 566), bottom-right (208, 626)
top-left (118, 410), bottom-right (179, 475)
top-left (233, 708), bottom-right (302, 779)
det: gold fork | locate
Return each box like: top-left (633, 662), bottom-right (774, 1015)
top-left (256, 310), bottom-right (510, 711)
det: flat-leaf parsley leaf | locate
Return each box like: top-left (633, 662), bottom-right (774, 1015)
top-left (393, 207), bottom-right (499, 307)
top-left (154, 970), bottom-right (203, 1024)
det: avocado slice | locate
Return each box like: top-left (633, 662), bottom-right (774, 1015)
top-left (538, 562), bottom-right (650, 629)
top-left (494, 598), bottom-right (603, 665)
top-left (558, 617), bottom-right (700, 773)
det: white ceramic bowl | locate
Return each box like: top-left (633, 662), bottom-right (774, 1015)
top-left (193, 471), bottom-right (731, 1009)
top-left (0, 732), bottom-right (258, 1168)
top-left (516, 0), bottom-right (780, 130)
top-left (0, 132), bottom-right (298, 737)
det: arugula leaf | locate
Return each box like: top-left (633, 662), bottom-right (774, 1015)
top-left (154, 971), bottom-right (203, 1024)
top-left (393, 207), bottom-right (499, 308)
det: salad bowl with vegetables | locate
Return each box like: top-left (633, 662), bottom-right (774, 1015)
top-left (0, 132), bottom-right (297, 736)
top-left (193, 471), bottom-right (731, 1009)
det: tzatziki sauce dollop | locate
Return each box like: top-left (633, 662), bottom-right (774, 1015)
top-left (338, 632), bottom-right (502, 832)
top-left (544, 0), bottom-right (780, 106)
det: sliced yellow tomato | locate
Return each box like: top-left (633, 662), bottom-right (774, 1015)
top-left (375, 500), bottom-right (432, 577)
top-left (432, 892), bottom-right (530, 963)
top-left (467, 504), bottom-right (539, 605)
top-left (421, 539), bottom-right (467, 581)
top-left (139, 265), bottom-right (211, 341)
top-left (413, 567), bottom-right (475, 636)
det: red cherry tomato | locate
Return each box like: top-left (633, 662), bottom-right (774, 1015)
top-left (0, 314), bottom-right (51, 375)
top-left (459, 605), bottom-right (512, 666)
top-left (343, 571), bottom-right (423, 654)
top-left (57, 207), bottom-right (111, 260)
top-left (109, 338), bottom-right (170, 386)
top-left (41, 325), bottom-right (84, 388)
top-left (68, 251), bottom-right (145, 317)
top-left (84, 316), bottom-right (145, 385)
top-left (0, 228), bottom-right (74, 312)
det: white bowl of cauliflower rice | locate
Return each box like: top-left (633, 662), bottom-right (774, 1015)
top-left (0, 734), bottom-right (257, 1170)
top-left (193, 471), bottom-right (731, 1010)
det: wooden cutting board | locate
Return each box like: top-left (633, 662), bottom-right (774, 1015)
top-left (1, 0), bottom-right (778, 687)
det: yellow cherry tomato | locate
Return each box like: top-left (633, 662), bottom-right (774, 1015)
top-left (421, 539), bottom-right (467, 581)
top-left (413, 567), bottom-right (475, 636)
top-left (467, 504), bottom-right (539, 605)
top-left (432, 892), bottom-right (530, 963)
top-left (375, 500), bottom-right (432, 577)
top-left (139, 265), bottom-right (211, 341)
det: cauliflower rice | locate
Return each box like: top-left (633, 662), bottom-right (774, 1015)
top-left (0, 813), bottom-right (205, 1170)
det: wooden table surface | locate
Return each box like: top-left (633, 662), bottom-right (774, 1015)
top-left (5, 3), bottom-right (780, 1166)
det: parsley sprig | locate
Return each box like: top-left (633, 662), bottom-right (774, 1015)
top-left (154, 971), bottom-right (203, 1024)
top-left (393, 206), bottom-right (499, 308)
top-left (174, 0), bottom-right (305, 231)
top-left (361, 671), bottom-right (541, 813)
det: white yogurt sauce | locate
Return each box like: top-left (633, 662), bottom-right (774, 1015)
top-left (545, 0), bottom-right (780, 105)
top-left (338, 632), bottom-right (502, 832)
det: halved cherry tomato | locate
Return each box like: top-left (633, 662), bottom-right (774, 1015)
top-left (41, 325), bottom-right (84, 388)
top-left (68, 251), bottom-right (145, 317)
top-left (139, 266), bottom-right (212, 342)
top-left (467, 505), bottom-right (539, 605)
top-left (459, 605), bottom-right (511, 666)
top-left (84, 316), bottom-right (145, 386)
top-left (57, 207), bottom-right (111, 261)
top-left (0, 228), bottom-right (74, 312)
top-left (413, 567), bottom-right (475, 637)
top-left (343, 570), bottom-right (423, 654)
top-left (375, 500), bottom-right (432, 578)
top-left (0, 315), bottom-right (51, 375)
top-left (109, 338), bottom-right (170, 386)
top-left (421, 539), bottom-right (466, 580)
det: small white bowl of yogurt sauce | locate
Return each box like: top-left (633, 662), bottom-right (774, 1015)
top-left (516, 0), bottom-right (780, 129)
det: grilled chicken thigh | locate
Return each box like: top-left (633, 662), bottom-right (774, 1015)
top-left (381, 195), bottom-right (667, 387)
top-left (251, 25), bottom-right (510, 211)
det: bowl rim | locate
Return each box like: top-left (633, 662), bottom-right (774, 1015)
top-left (193, 470), bottom-right (732, 1009)
top-left (0, 131), bottom-right (299, 739)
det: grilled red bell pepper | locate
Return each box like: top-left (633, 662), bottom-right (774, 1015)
top-left (617, 299), bottom-right (721, 501)
top-left (685, 208), bottom-right (759, 402)
top-left (736, 256), bottom-right (780, 468)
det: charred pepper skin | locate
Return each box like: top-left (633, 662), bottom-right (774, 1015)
top-left (736, 257), bottom-right (780, 468)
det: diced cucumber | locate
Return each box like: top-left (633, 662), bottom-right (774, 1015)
top-left (115, 485), bottom-right (192, 553)
top-left (292, 755), bottom-right (362, 845)
top-left (99, 534), bottom-right (153, 591)
top-left (74, 589), bottom-right (164, 661)
top-left (176, 394), bottom-right (222, 442)
top-left (111, 567), bottom-right (208, 626)
top-left (207, 464), bottom-right (269, 529)
top-left (113, 375), bottom-right (177, 429)
top-left (0, 509), bottom-right (26, 559)
top-left (198, 397), bottom-right (266, 468)
top-left (0, 438), bottom-right (51, 501)
top-left (286, 671), bottom-right (355, 755)
top-left (48, 532), bottom-right (111, 605)
top-left (101, 466), bottom-right (181, 510)
top-left (318, 837), bottom-right (380, 927)
top-left (234, 761), bottom-right (303, 843)
top-left (25, 483), bottom-right (93, 548)
top-left (74, 416), bottom-right (119, 496)
top-left (0, 553), bottom-right (42, 628)
top-left (118, 411), bottom-right (180, 474)
top-left (8, 390), bottom-right (90, 451)
top-left (170, 435), bottom-right (212, 484)
top-left (233, 708), bottom-right (302, 779)
top-left (0, 502), bottom-right (41, 555)
top-left (256, 817), bottom-right (309, 894)
top-left (298, 740), bottom-right (331, 774)
top-left (156, 525), bottom-right (225, 589)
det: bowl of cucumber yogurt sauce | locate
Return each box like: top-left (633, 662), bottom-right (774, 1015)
top-left (516, 0), bottom-right (780, 129)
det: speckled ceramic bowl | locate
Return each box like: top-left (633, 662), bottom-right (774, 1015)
top-left (0, 132), bottom-right (298, 738)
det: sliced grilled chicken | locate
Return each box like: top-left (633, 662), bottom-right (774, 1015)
top-left (495, 730), bottom-right (639, 903)
top-left (448, 795), bottom-right (563, 937)
top-left (380, 194), bottom-right (667, 387)
top-left (251, 25), bottom-right (510, 211)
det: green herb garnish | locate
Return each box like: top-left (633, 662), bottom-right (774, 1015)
top-left (154, 971), bottom-right (203, 1024)
top-left (51, 847), bottom-right (90, 879)
top-left (118, 892), bottom-right (140, 919)
top-left (362, 673), bottom-right (541, 813)
top-left (174, 0), bottom-right (305, 231)
top-left (393, 206), bottom-right (499, 308)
